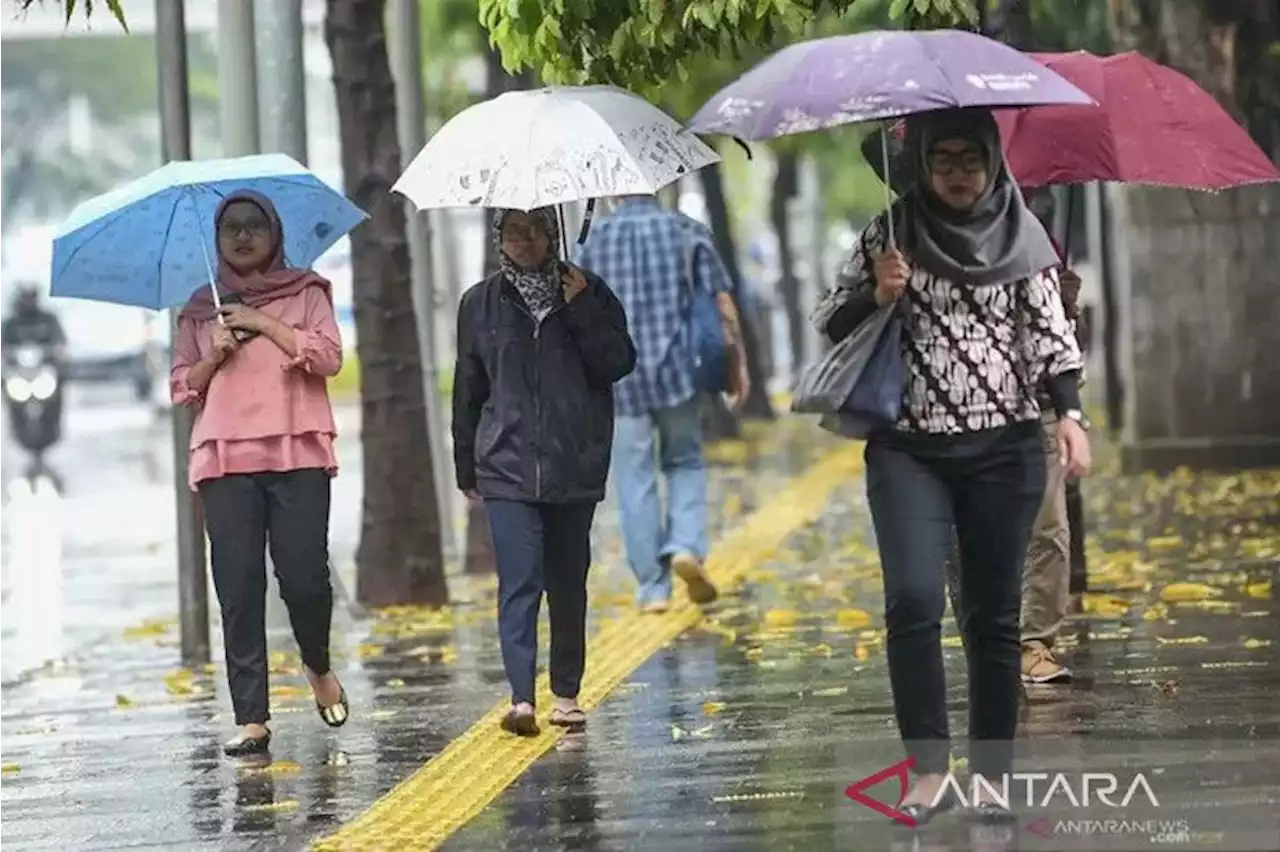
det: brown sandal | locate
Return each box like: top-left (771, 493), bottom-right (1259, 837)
top-left (500, 707), bottom-right (539, 737)
top-left (549, 708), bottom-right (587, 730)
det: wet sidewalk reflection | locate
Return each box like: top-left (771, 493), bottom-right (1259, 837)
top-left (0, 418), bottom-right (839, 850)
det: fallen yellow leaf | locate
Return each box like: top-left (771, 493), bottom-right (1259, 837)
top-left (1243, 638), bottom-right (1271, 650)
top-left (854, 646), bottom-right (870, 661)
top-left (835, 609), bottom-right (872, 630)
top-left (1082, 594), bottom-right (1132, 618)
top-left (1, 763), bottom-right (19, 775)
top-left (1159, 583), bottom-right (1222, 603)
top-left (269, 684), bottom-right (309, 699)
top-left (1155, 635), bottom-right (1208, 646)
top-left (386, 677), bottom-right (406, 688)
top-left (1142, 603), bottom-right (1169, 622)
top-left (763, 609), bottom-right (798, 627)
top-left (702, 701), bottom-right (726, 715)
top-left (122, 618), bottom-right (173, 640)
top-left (1244, 581), bottom-right (1272, 600)
top-left (1147, 535), bottom-right (1184, 553)
top-left (356, 643), bottom-right (384, 659)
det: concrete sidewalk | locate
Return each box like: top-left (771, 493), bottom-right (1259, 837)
top-left (0, 418), bottom-right (841, 851)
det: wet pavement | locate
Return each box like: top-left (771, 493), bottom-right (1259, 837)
top-left (439, 451), bottom-right (1279, 852)
top-left (0, 394), bottom-right (839, 851)
top-left (0, 384), bottom-right (366, 682)
top-left (2, 394), bottom-right (1277, 851)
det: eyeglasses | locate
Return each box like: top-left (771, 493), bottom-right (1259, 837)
top-left (927, 150), bottom-right (987, 176)
top-left (218, 220), bottom-right (270, 238)
top-left (927, 151), bottom-right (987, 176)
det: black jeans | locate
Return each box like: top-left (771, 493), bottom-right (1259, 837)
top-left (484, 500), bottom-right (596, 707)
top-left (199, 468), bottom-right (334, 726)
top-left (865, 421), bottom-right (1045, 778)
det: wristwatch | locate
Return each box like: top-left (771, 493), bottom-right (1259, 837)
top-left (1062, 409), bottom-right (1091, 431)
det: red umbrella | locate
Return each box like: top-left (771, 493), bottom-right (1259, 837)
top-left (995, 50), bottom-right (1280, 190)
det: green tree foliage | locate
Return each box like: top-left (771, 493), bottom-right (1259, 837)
top-left (17, 0), bottom-right (128, 31)
top-left (479, 0), bottom-right (867, 98)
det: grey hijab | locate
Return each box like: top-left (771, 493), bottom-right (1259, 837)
top-left (492, 207), bottom-right (562, 321)
top-left (899, 109), bottom-right (1059, 287)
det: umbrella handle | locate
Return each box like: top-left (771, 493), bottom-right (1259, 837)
top-left (880, 124), bottom-right (896, 250)
top-left (190, 194), bottom-right (225, 321)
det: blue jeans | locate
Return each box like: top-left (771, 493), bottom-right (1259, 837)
top-left (484, 500), bottom-right (597, 706)
top-left (611, 397), bottom-right (709, 605)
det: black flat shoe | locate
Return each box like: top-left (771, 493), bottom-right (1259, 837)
top-left (898, 788), bottom-right (959, 828)
top-left (317, 685), bottom-right (349, 728)
top-left (223, 731), bottom-right (271, 757)
top-left (964, 801), bottom-right (1017, 823)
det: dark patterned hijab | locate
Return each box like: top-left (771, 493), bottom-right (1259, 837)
top-left (887, 109), bottom-right (1059, 287)
top-left (491, 207), bottom-right (562, 321)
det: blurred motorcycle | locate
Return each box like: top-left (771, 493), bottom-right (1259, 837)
top-left (4, 342), bottom-right (64, 464)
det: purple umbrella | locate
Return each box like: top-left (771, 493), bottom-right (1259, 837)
top-left (689, 29), bottom-right (1094, 141)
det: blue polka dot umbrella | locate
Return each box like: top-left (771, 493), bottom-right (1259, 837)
top-left (50, 153), bottom-right (367, 310)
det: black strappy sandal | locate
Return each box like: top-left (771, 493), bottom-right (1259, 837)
top-left (317, 684), bottom-right (349, 728)
top-left (548, 707), bottom-right (587, 731)
top-left (500, 707), bottom-right (540, 737)
top-left (223, 730), bottom-right (271, 757)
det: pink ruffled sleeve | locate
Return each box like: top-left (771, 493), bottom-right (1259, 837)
top-left (169, 314), bottom-right (204, 406)
top-left (286, 285), bottom-right (343, 377)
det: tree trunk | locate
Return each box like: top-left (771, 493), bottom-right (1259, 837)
top-left (698, 161), bottom-right (775, 420)
top-left (770, 150), bottom-right (804, 382)
top-left (325, 0), bottom-right (447, 606)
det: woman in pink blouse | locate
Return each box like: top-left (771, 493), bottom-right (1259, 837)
top-left (171, 189), bottom-right (348, 757)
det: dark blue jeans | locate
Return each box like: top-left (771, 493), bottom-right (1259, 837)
top-left (865, 421), bottom-right (1045, 778)
top-left (485, 500), bottom-right (597, 707)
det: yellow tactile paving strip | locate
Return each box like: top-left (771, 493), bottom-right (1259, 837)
top-left (313, 441), bottom-right (865, 851)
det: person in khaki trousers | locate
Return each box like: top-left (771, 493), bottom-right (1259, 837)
top-left (947, 263), bottom-right (1083, 684)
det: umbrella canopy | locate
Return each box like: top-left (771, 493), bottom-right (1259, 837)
top-left (994, 51), bottom-right (1280, 189)
top-left (393, 85), bottom-right (720, 212)
top-left (51, 154), bottom-right (367, 311)
top-left (688, 29), bottom-right (1093, 141)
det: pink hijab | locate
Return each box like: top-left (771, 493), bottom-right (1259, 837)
top-left (180, 189), bottom-right (329, 322)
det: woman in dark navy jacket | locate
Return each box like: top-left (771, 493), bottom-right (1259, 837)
top-left (453, 206), bottom-right (636, 736)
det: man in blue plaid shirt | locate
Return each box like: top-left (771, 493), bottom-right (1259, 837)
top-left (574, 195), bottom-right (749, 612)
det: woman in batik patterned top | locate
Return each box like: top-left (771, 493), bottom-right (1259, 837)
top-left (812, 107), bottom-right (1091, 824)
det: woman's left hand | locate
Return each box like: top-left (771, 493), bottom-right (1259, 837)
top-left (219, 304), bottom-right (272, 333)
top-left (1058, 418), bottom-right (1092, 479)
top-left (562, 265), bottom-right (589, 303)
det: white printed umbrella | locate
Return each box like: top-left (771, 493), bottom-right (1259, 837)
top-left (392, 85), bottom-right (721, 212)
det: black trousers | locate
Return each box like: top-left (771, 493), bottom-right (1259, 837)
top-left (199, 468), bottom-right (334, 726)
top-left (484, 500), bottom-right (596, 707)
top-left (865, 421), bottom-right (1045, 778)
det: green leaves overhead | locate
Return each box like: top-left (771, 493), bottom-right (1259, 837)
top-left (479, 0), bottom-right (982, 100)
top-left (17, 0), bottom-right (129, 32)
top-left (479, 0), bottom-right (868, 99)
